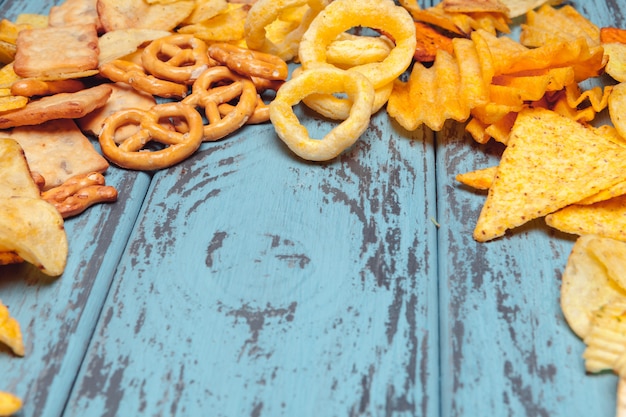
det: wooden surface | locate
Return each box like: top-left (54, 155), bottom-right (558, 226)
top-left (0, 0), bottom-right (622, 416)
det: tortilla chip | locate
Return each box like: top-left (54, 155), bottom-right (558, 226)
top-left (456, 166), bottom-right (497, 190)
top-left (473, 108), bottom-right (626, 242)
top-left (0, 300), bottom-right (24, 356)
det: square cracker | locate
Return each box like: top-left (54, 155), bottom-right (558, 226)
top-left (13, 24), bottom-right (99, 79)
top-left (5, 118), bottom-right (109, 190)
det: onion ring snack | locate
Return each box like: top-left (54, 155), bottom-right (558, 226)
top-left (298, 0), bottom-right (416, 89)
top-left (269, 67), bottom-right (375, 161)
top-left (141, 34), bottom-right (210, 84)
top-left (98, 102), bottom-right (204, 170)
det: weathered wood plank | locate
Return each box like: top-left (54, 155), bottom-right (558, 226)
top-left (63, 105), bottom-right (440, 416)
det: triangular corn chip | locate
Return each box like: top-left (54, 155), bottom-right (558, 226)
top-left (473, 108), bottom-right (626, 241)
top-left (0, 391), bottom-right (22, 416)
top-left (0, 300), bottom-right (24, 356)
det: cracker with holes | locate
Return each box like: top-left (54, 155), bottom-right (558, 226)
top-left (13, 23), bottom-right (99, 79)
top-left (5, 119), bottom-right (110, 190)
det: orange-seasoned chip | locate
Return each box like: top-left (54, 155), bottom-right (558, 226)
top-left (456, 166), bottom-right (497, 190)
top-left (413, 21), bottom-right (454, 62)
top-left (601, 27), bottom-right (626, 44)
top-left (545, 195), bottom-right (626, 241)
top-left (473, 107), bottom-right (626, 242)
top-left (0, 300), bottom-right (24, 357)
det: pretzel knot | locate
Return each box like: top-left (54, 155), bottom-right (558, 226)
top-left (182, 66), bottom-right (258, 141)
top-left (142, 34), bottom-right (211, 84)
top-left (41, 172), bottom-right (118, 218)
top-left (99, 59), bottom-right (188, 99)
top-left (98, 102), bottom-right (204, 170)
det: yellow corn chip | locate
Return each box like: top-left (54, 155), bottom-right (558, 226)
top-left (545, 195), bottom-right (626, 241)
top-left (0, 391), bottom-right (22, 416)
top-left (473, 108), bottom-right (626, 242)
top-left (456, 166), bottom-right (497, 190)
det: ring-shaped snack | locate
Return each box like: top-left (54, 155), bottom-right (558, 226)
top-left (269, 67), bottom-right (375, 161)
top-left (98, 102), bottom-right (204, 170)
top-left (142, 34), bottom-right (211, 84)
top-left (303, 80), bottom-right (393, 120)
top-left (244, 0), bottom-right (329, 61)
top-left (182, 66), bottom-right (258, 141)
top-left (298, 0), bottom-right (416, 89)
top-left (208, 43), bottom-right (289, 81)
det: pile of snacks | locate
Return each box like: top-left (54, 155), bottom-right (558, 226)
top-left (1, 0), bottom-right (626, 414)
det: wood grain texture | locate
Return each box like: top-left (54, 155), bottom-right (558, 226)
top-left (0, 0), bottom-right (623, 416)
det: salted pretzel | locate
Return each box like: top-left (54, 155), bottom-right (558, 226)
top-left (219, 96), bottom-right (270, 125)
top-left (142, 34), bottom-right (211, 84)
top-left (99, 59), bottom-right (188, 98)
top-left (182, 66), bottom-right (258, 141)
top-left (41, 172), bottom-right (118, 218)
top-left (207, 43), bottom-right (289, 82)
top-left (98, 102), bottom-right (204, 170)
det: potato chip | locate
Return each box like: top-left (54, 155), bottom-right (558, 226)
top-left (98, 0), bottom-right (195, 32)
top-left (0, 95), bottom-right (28, 114)
top-left (0, 391), bottom-right (22, 416)
top-left (604, 43), bottom-right (626, 83)
top-left (582, 300), bottom-right (626, 374)
top-left (0, 196), bottom-right (68, 276)
top-left (473, 108), bottom-right (626, 242)
top-left (0, 64), bottom-right (21, 89)
top-left (545, 195), bottom-right (626, 242)
top-left (0, 300), bottom-right (24, 357)
top-left (560, 235), bottom-right (626, 339)
top-left (0, 138), bottom-right (40, 199)
top-left (442, 0), bottom-right (510, 15)
top-left (98, 28), bottom-right (171, 66)
top-left (182, 0), bottom-right (229, 24)
top-left (178, 3), bottom-right (247, 43)
top-left (520, 4), bottom-right (600, 48)
top-left (500, 0), bottom-right (560, 18)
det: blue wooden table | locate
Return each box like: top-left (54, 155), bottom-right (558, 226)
top-left (0, 0), bottom-right (622, 416)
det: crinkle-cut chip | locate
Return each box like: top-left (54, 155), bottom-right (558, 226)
top-left (388, 49), bottom-right (469, 131)
top-left (603, 43), bottom-right (626, 83)
top-left (473, 108), bottom-right (626, 242)
top-left (453, 37), bottom-right (489, 109)
top-left (0, 84), bottom-right (112, 129)
top-left (49, 0), bottom-right (102, 33)
top-left (13, 24), bottom-right (99, 79)
top-left (0, 300), bottom-right (24, 356)
top-left (582, 300), bottom-right (626, 374)
top-left (560, 235), bottom-right (626, 339)
top-left (0, 196), bottom-right (68, 276)
top-left (15, 13), bottom-right (48, 28)
top-left (0, 95), bottom-right (28, 114)
top-left (0, 391), bottom-right (22, 417)
top-left (77, 82), bottom-right (156, 141)
top-left (601, 27), bottom-right (626, 44)
top-left (610, 82), bottom-right (626, 139)
top-left (0, 138), bottom-right (40, 199)
top-left (484, 111), bottom-right (517, 144)
top-left (98, 28), bottom-right (171, 66)
top-left (412, 21), bottom-right (454, 62)
top-left (97, 0), bottom-right (195, 32)
top-left (545, 195), bottom-right (626, 242)
top-left (455, 166), bottom-right (497, 190)
top-left (442, 0), bottom-right (509, 14)
top-left (177, 3), bottom-right (247, 42)
top-left (182, 0), bottom-right (229, 24)
top-left (6, 119), bottom-right (110, 190)
top-left (520, 4), bottom-right (600, 48)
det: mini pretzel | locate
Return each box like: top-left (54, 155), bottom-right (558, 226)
top-left (98, 102), bottom-right (204, 170)
top-left (182, 66), bottom-right (258, 141)
top-left (10, 78), bottom-right (85, 97)
top-left (99, 59), bottom-right (188, 98)
top-left (41, 172), bottom-right (118, 218)
top-left (207, 43), bottom-right (289, 81)
top-left (142, 34), bottom-right (211, 84)
top-left (219, 96), bottom-right (270, 124)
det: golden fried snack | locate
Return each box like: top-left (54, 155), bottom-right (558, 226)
top-left (218, 95), bottom-right (270, 124)
top-left (141, 34), bottom-right (211, 84)
top-left (99, 59), bottom-right (188, 98)
top-left (41, 172), bottom-right (118, 218)
top-left (0, 84), bottom-right (112, 129)
top-left (208, 42), bottom-right (289, 81)
top-left (10, 78), bottom-right (85, 97)
top-left (298, 0), bottom-right (416, 89)
top-left (99, 102), bottom-right (204, 170)
top-left (182, 66), bottom-right (258, 141)
top-left (269, 67), bottom-right (375, 161)
top-left (244, 0), bottom-right (329, 61)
